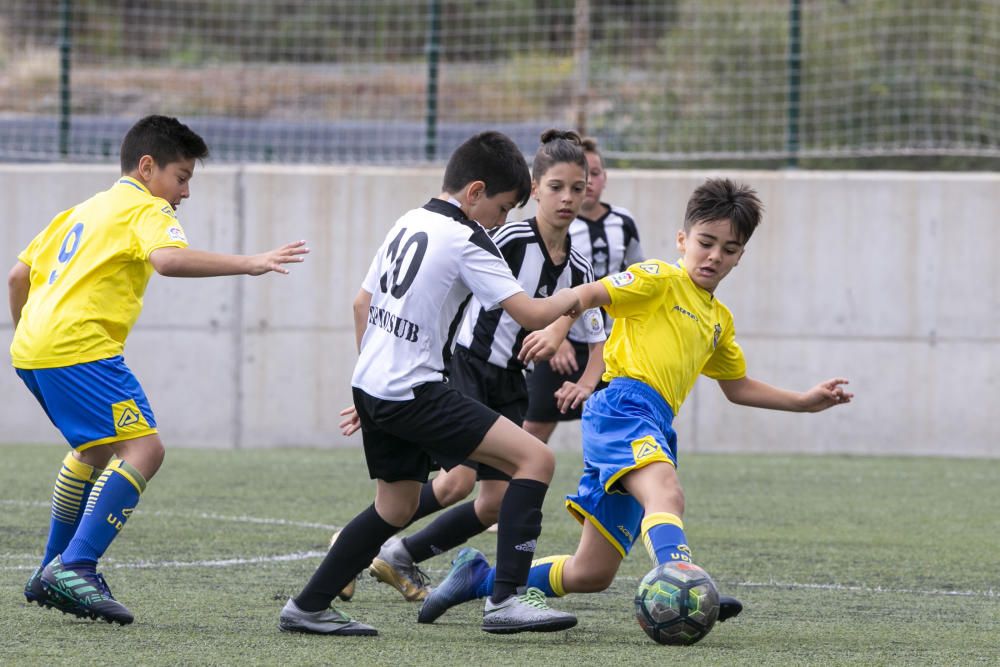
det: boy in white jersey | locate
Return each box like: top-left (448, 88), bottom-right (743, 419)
top-left (418, 178), bottom-right (854, 631)
top-left (279, 131), bottom-right (580, 637)
top-left (358, 130), bottom-right (606, 604)
top-left (9, 115), bottom-right (308, 624)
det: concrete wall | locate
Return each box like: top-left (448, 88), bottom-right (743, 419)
top-left (2, 165), bottom-right (997, 457)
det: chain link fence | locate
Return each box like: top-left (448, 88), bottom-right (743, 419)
top-left (1, 1), bottom-right (997, 167)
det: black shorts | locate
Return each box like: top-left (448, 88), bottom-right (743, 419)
top-left (352, 382), bottom-right (501, 483)
top-left (525, 339), bottom-right (607, 422)
top-left (448, 345), bottom-right (528, 481)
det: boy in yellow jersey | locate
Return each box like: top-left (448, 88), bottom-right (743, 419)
top-left (418, 177), bottom-right (854, 627)
top-left (8, 115), bottom-right (308, 625)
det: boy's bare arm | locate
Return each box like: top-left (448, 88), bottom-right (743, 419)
top-left (500, 288), bottom-right (580, 331)
top-left (7, 261), bottom-right (30, 327)
top-left (352, 288), bottom-right (373, 352)
top-left (149, 240), bottom-right (308, 277)
top-left (574, 281), bottom-right (612, 311)
top-left (718, 376), bottom-right (853, 412)
top-left (518, 315), bottom-right (573, 364)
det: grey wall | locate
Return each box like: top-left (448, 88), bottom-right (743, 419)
top-left (2, 165), bottom-right (997, 457)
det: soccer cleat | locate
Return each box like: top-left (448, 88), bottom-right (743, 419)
top-left (718, 594), bottom-right (743, 622)
top-left (278, 598), bottom-right (377, 636)
top-left (24, 566), bottom-right (46, 604)
top-left (481, 587), bottom-right (577, 634)
top-left (368, 536), bottom-right (431, 602)
top-left (40, 556), bottom-right (134, 625)
top-left (328, 529), bottom-right (356, 601)
top-left (417, 547), bottom-right (490, 624)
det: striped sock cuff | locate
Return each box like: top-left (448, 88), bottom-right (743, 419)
top-left (531, 555), bottom-right (571, 597)
top-left (61, 452), bottom-right (104, 483)
top-left (641, 512), bottom-right (686, 563)
top-left (108, 459), bottom-right (147, 494)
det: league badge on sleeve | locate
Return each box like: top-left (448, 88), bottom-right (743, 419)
top-left (586, 310), bottom-right (604, 335)
top-left (167, 226), bottom-right (187, 242)
top-left (609, 271), bottom-right (635, 287)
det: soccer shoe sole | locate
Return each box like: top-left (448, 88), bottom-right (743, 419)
top-left (369, 558), bottom-right (428, 602)
top-left (279, 619), bottom-right (378, 636)
top-left (482, 614), bottom-right (578, 634)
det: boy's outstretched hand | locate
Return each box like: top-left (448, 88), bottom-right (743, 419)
top-left (248, 240), bottom-right (310, 275)
top-left (800, 378), bottom-right (853, 412)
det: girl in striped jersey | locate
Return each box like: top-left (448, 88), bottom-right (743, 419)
top-left (524, 136), bottom-right (645, 444)
top-left (363, 130), bottom-right (606, 604)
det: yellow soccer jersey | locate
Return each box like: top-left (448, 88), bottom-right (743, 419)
top-left (11, 177), bottom-right (188, 369)
top-left (599, 259), bottom-right (746, 416)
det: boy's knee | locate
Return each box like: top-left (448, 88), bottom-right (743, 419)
top-left (472, 494), bottom-right (502, 526)
top-left (434, 469), bottom-right (476, 506)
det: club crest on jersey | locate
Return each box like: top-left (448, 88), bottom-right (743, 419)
top-left (638, 262), bottom-right (660, 274)
top-left (586, 310), bottom-right (604, 335)
top-left (167, 226), bottom-right (186, 242)
top-left (609, 271), bottom-right (634, 287)
top-left (713, 323), bottom-right (722, 349)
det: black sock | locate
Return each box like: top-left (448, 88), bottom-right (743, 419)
top-left (293, 504), bottom-right (398, 612)
top-left (491, 478), bottom-right (547, 603)
top-left (405, 481), bottom-right (444, 526)
top-left (402, 501), bottom-right (488, 563)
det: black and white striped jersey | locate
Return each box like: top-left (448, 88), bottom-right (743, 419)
top-left (568, 203), bottom-right (644, 341)
top-left (569, 203), bottom-right (644, 280)
top-left (454, 218), bottom-right (605, 371)
top-left (352, 198), bottom-right (524, 400)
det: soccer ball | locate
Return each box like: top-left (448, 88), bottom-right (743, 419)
top-left (634, 561), bottom-right (720, 645)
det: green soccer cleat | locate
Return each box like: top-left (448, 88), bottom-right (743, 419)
top-left (40, 556), bottom-right (134, 625)
top-left (369, 536), bottom-right (431, 602)
top-left (278, 599), bottom-right (377, 636)
top-left (417, 547), bottom-right (490, 624)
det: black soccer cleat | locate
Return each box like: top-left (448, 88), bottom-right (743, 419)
top-left (717, 594), bottom-right (743, 622)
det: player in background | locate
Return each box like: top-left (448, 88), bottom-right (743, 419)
top-left (523, 136), bottom-right (644, 443)
top-left (279, 131), bottom-right (580, 637)
top-left (362, 130), bottom-right (606, 604)
top-left (417, 178), bottom-right (854, 627)
top-left (9, 115), bottom-right (309, 625)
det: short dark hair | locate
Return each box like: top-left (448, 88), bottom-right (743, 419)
top-left (684, 178), bottom-right (763, 244)
top-left (442, 131), bottom-right (531, 207)
top-left (531, 129), bottom-right (587, 181)
top-left (120, 115), bottom-right (209, 173)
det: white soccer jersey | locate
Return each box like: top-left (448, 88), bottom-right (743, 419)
top-left (568, 203), bottom-right (644, 341)
top-left (569, 204), bottom-right (644, 280)
top-left (352, 199), bottom-right (524, 400)
top-left (454, 218), bottom-right (605, 370)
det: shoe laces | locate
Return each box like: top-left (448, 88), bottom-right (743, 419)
top-left (516, 587), bottom-right (550, 610)
top-left (93, 573), bottom-right (115, 600)
top-left (403, 563), bottom-right (431, 589)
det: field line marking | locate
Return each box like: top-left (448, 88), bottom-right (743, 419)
top-left (0, 498), bottom-right (338, 531)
